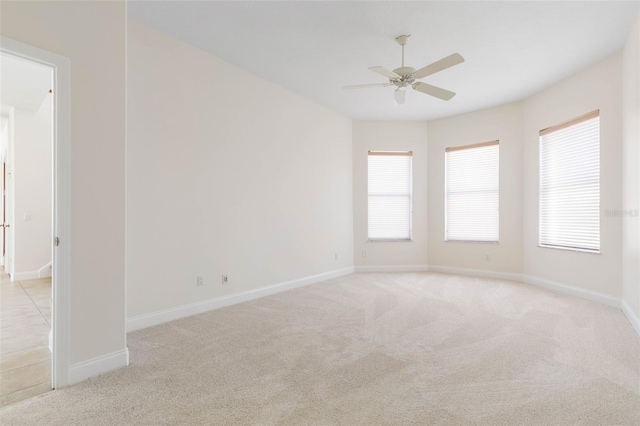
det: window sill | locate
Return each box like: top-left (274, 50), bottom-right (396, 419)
top-left (367, 239), bottom-right (413, 242)
top-left (444, 240), bottom-right (499, 244)
top-left (538, 244), bottom-right (600, 254)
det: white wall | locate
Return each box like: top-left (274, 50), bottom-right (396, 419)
top-left (1, 1), bottom-right (126, 365)
top-left (523, 53), bottom-right (623, 298)
top-left (352, 121), bottom-right (429, 269)
top-left (126, 20), bottom-right (353, 318)
top-left (622, 10), bottom-right (640, 324)
top-left (427, 102), bottom-right (524, 274)
top-left (12, 96), bottom-right (52, 277)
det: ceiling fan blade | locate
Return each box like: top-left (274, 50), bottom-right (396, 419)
top-left (394, 88), bottom-right (406, 105)
top-left (412, 82), bottom-right (456, 101)
top-left (343, 83), bottom-right (391, 90)
top-left (413, 53), bottom-right (464, 79)
top-left (368, 66), bottom-right (400, 79)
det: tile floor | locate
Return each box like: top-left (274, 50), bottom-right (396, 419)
top-left (0, 268), bottom-right (52, 407)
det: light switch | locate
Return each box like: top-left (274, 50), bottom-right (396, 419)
top-left (23, 213), bottom-right (32, 221)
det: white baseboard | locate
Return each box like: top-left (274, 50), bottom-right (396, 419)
top-left (522, 275), bottom-right (620, 308)
top-left (69, 348), bottom-right (129, 385)
top-left (38, 262), bottom-right (52, 278)
top-left (354, 264), bottom-right (429, 273)
top-left (354, 265), bottom-right (632, 328)
top-left (11, 262), bottom-right (52, 281)
top-left (11, 271), bottom-right (39, 281)
top-left (621, 299), bottom-right (640, 336)
top-left (428, 265), bottom-right (522, 282)
top-left (127, 267), bottom-right (354, 333)
top-left (125, 262), bottom-right (637, 339)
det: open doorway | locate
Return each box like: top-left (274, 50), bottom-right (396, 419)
top-left (1, 35), bottom-right (72, 399)
top-left (0, 53), bottom-right (54, 406)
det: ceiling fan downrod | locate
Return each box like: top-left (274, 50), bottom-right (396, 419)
top-left (395, 34), bottom-right (411, 68)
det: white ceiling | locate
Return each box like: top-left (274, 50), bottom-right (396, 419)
top-left (129, 1), bottom-right (640, 121)
top-left (1, 53), bottom-right (52, 112)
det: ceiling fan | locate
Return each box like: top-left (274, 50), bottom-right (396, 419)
top-left (344, 35), bottom-right (464, 105)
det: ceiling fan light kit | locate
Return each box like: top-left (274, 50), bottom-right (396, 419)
top-left (344, 34), bottom-right (464, 105)
top-left (394, 87), bottom-right (406, 106)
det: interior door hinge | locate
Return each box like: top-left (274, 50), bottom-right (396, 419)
top-left (54, 237), bottom-right (60, 247)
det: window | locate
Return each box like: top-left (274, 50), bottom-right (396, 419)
top-left (539, 110), bottom-right (600, 252)
top-left (368, 151), bottom-right (412, 241)
top-left (445, 141), bottom-right (499, 242)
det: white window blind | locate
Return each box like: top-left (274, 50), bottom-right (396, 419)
top-left (368, 151), bottom-right (412, 241)
top-left (445, 141), bottom-right (499, 242)
top-left (539, 110), bottom-right (600, 252)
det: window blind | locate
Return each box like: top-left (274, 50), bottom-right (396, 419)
top-left (445, 141), bottom-right (499, 242)
top-left (368, 151), bottom-right (412, 241)
top-left (539, 111), bottom-right (600, 252)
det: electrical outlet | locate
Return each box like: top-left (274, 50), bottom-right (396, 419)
top-left (221, 274), bottom-right (229, 285)
top-left (196, 275), bottom-right (204, 287)
top-left (485, 254), bottom-right (490, 261)
top-left (335, 253), bottom-right (338, 260)
top-left (362, 250), bottom-right (367, 257)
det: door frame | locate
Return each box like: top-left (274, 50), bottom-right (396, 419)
top-left (0, 106), bottom-right (14, 271)
top-left (1, 36), bottom-right (72, 389)
top-left (1, 105), bottom-right (15, 277)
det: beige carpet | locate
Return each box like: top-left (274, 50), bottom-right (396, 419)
top-left (1, 272), bottom-right (638, 425)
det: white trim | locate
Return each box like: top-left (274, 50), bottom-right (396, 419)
top-left (428, 265), bottom-right (522, 282)
top-left (354, 264), bottom-right (429, 273)
top-left (11, 271), bottom-right (39, 281)
top-left (10, 263), bottom-right (52, 281)
top-left (521, 274), bottom-right (620, 308)
top-left (1, 36), bottom-right (72, 389)
top-left (123, 3), bottom-right (129, 372)
top-left (4, 106), bottom-right (15, 278)
top-left (125, 262), bottom-right (638, 340)
top-left (38, 262), bottom-right (52, 278)
top-left (127, 267), bottom-right (354, 332)
top-left (353, 265), bottom-right (633, 326)
top-left (621, 299), bottom-right (640, 336)
top-left (68, 348), bottom-right (129, 386)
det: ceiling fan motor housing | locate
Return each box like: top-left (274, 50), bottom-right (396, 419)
top-left (391, 67), bottom-right (416, 88)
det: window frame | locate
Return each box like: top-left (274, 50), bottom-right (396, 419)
top-left (444, 140), bottom-right (500, 243)
top-left (367, 150), bottom-right (413, 242)
top-left (538, 110), bottom-right (601, 254)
